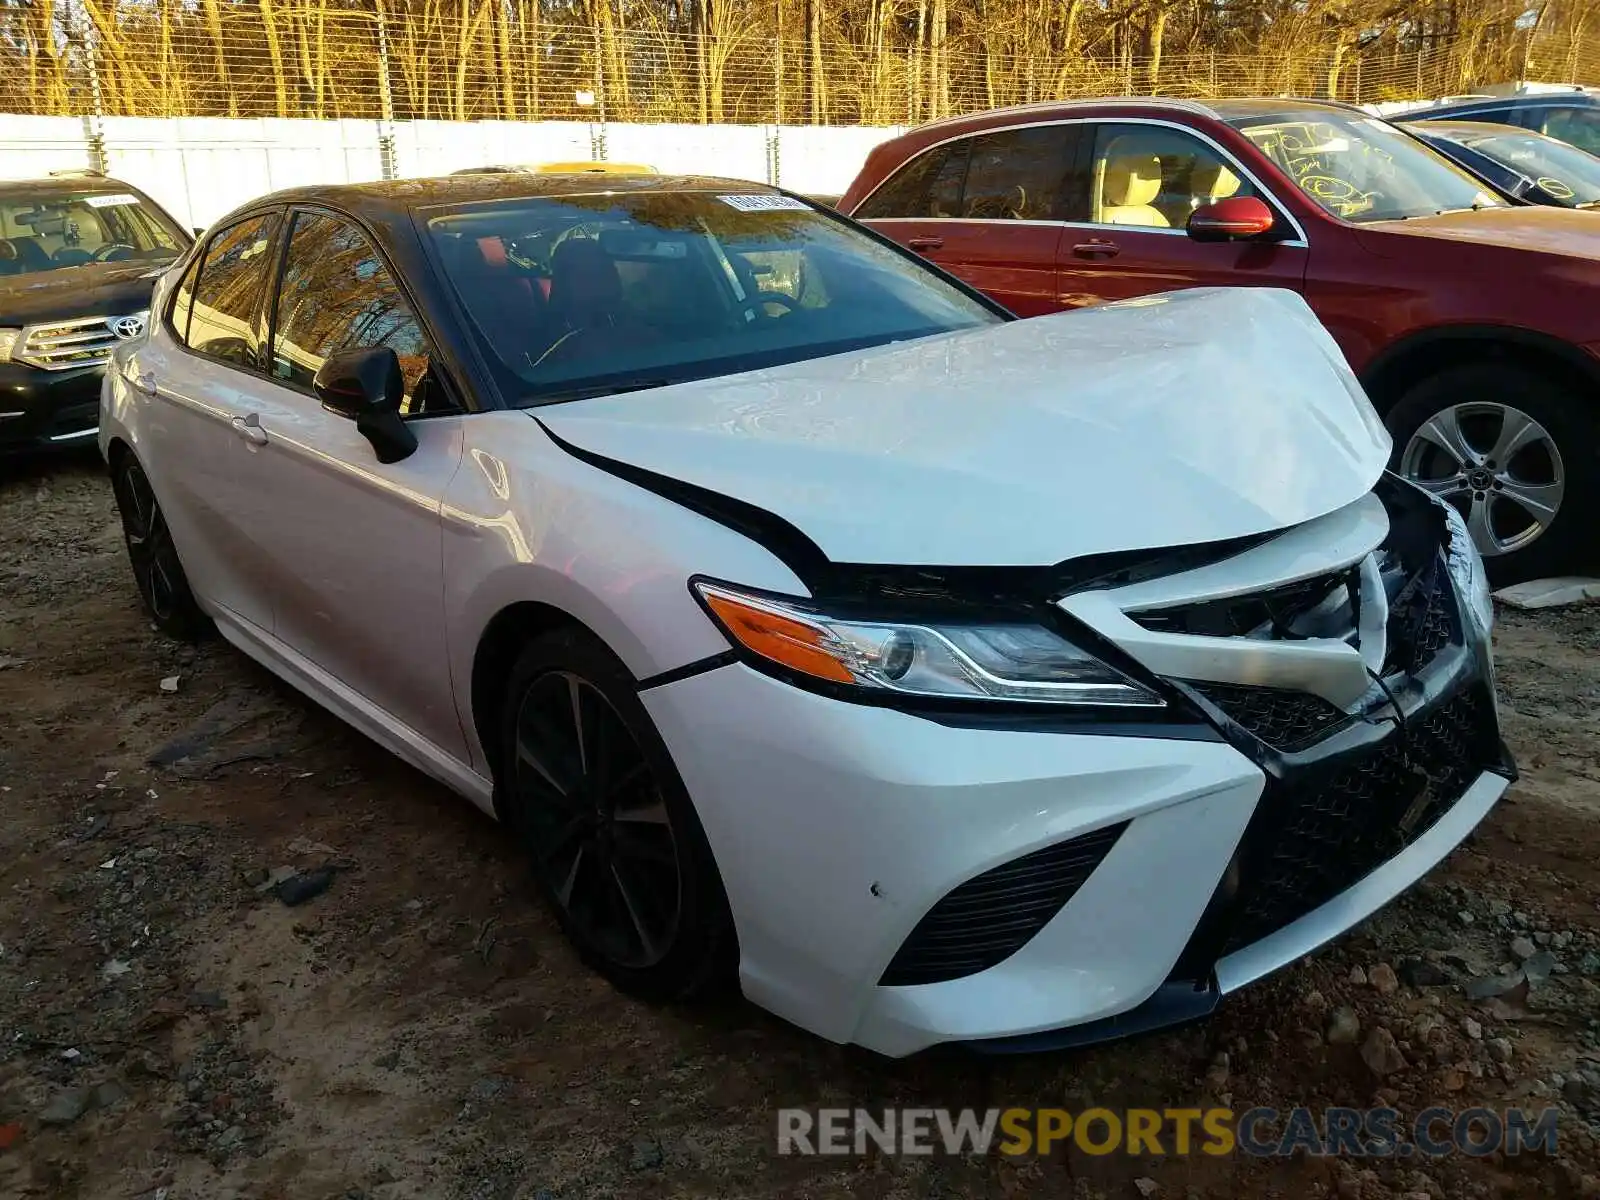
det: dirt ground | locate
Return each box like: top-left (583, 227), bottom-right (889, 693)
top-left (1, 453), bottom-right (1598, 1200)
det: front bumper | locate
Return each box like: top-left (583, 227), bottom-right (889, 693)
top-left (0, 361), bottom-right (103, 453)
top-left (644, 566), bottom-right (1508, 1057)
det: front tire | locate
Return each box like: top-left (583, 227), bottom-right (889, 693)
top-left (497, 627), bottom-right (736, 1001)
top-left (1386, 363), bottom-right (1598, 587)
top-left (111, 453), bottom-right (207, 641)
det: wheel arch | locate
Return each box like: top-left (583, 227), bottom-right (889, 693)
top-left (105, 435), bottom-right (134, 471)
top-left (469, 600), bottom-right (593, 813)
top-left (1360, 325), bottom-right (1600, 415)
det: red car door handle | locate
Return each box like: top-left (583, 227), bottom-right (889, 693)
top-left (1072, 240), bottom-right (1121, 259)
top-left (906, 236), bottom-right (945, 251)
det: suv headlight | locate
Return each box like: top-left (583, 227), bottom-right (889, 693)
top-left (0, 328), bottom-right (20, 363)
top-left (693, 580), bottom-right (1163, 707)
top-left (1439, 501), bottom-right (1494, 634)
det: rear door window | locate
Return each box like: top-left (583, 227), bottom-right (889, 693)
top-left (958, 125), bottom-right (1080, 221)
top-left (856, 142), bottom-right (974, 219)
top-left (184, 213), bottom-right (281, 369)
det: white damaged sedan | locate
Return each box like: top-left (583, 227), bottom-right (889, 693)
top-left (101, 175), bottom-right (1511, 1056)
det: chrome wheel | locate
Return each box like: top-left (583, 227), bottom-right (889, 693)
top-left (114, 459), bottom-right (180, 622)
top-left (511, 670), bottom-right (681, 970)
top-left (1400, 401), bottom-right (1565, 558)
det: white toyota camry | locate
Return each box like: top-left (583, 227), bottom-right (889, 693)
top-left (101, 174), bottom-right (1512, 1056)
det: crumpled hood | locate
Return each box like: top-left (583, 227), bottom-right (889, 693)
top-left (536, 287), bottom-right (1391, 567)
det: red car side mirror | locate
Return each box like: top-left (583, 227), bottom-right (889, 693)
top-left (1187, 195), bottom-right (1276, 242)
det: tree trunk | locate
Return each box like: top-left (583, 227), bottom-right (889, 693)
top-left (258, 0), bottom-right (289, 117)
top-left (1052, 0), bottom-right (1083, 97)
top-left (200, 0), bottom-right (236, 117)
top-left (807, 0), bottom-right (825, 123)
top-left (1146, 2), bottom-right (1170, 93)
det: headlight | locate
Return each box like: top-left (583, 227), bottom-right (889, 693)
top-left (0, 328), bottom-right (20, 363)
top-left (1439, 501), bottom-right (1494, 634)
top-left (693, 580), bottom-right (1163, 707)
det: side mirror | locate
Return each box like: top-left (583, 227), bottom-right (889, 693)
top-left (1187, 195), bottom-right (1276, 242)
top-left (312, 346), bottom-right (418, 464)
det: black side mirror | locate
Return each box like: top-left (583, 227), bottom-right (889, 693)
top-left (312, 346), bottom-right (418, 464)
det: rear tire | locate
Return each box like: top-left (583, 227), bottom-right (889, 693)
top-left (1385, 363), bottom-right (1598, 587)
top-left (111, 453), bottom-right (208, 641)
top-left (497, 626), bottom-right (736, 1001)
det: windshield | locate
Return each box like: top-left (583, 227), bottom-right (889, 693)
top-left (1227, 110), bottom-right (1506, 223)
top-left (0, 190), bottom-right (183, 277)
top-left (1454, 130), bottom-right (1600, 207)
top-left (427, 190), bottom-right (1002, 404)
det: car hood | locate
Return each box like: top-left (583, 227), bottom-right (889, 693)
top-left (0, 260), bottom-right (171, 326)
top-left (535, 287), bottom-right (1391, 568)
top-left (1357, 205), bottom-right (1600, 258)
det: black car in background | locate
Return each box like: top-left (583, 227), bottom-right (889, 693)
top-left (1407, 120), bottom-right (1600, 210)
top-left (1393, 90), bottom-right (1600, 156)
top-left (0, 175), bottom-right (190, 455)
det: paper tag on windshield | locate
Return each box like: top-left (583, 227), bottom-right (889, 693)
top-left (84, 194), bottom-right (139, 208)
top-left (717, 194), bottom-right (811, 212)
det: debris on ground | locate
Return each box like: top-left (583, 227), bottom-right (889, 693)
top-left (3, 456), bottom-right (1597, 1199)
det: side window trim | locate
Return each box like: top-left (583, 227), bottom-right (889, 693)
top-left (854, 117), bottom-right (1306, 245)
top-left (167, 207), bottom-right (287, 377)
top-left (162, 252), bottom-right (201, 346)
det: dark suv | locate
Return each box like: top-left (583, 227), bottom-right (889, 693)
top-left (1393, 90), bottom-right (1600, 156)
top-left (0, 175), bottom-right (190, 454)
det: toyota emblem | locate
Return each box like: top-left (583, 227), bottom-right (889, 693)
top-left (109, 314), bottom-right (147, 340)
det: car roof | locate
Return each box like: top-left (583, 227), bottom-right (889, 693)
top-left (1407, 119), bottom-right (1544, 140)
top-left (1407, 93), bottom-right (1600, 120)
top-left (0, 174), bottom-right (152, 198)
top-left (893, 95), bottom-right (1367, 142)
top-left (1206, 97), bottom-right (1369, 121)
top-left (233, 172), bottom-right (779, 223)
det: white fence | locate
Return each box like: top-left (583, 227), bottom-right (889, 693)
top-left (0, 114), bottom-right (899, 231)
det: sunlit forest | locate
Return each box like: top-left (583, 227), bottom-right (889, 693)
top-left (1, 0), bottom-right (1595, 123)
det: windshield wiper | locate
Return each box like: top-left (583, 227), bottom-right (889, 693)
top-left (527, 377), bottom-right (676, 404)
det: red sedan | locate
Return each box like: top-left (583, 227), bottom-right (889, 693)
top-left (841, 97), bottom-right (1600, 584)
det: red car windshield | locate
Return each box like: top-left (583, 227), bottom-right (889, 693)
top-left (1229, 110), bottom-right (1507, 223)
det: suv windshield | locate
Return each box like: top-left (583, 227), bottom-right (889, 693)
top-left (1226, 109), bottom-right (1506, 223)
top-left (1447, 128), bottom-right (1600, 208)
top-left (427, 190), bottom-right (1002, 404)
top-left (0, 189), bottom-right (184, 277)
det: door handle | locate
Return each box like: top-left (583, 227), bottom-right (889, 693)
top-left (230, 413), bottom-right (268, 446)
top-left (906, 236), bottom-right (945, 251)
top-left (133, 372), bottom-right (158, 396)
top-left (1071, 240), bottom-right (1121, 259)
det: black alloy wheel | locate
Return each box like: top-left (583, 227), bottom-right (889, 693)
top-left (111, 454), bottom-right (206, 640)
top-left (499, 628), bottom-right (735, 999)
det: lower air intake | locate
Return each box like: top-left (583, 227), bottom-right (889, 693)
top-left (879, 822), bottom-right (1128, 987)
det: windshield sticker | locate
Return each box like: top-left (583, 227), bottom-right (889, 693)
top-left (717, 194), bottom-right (811, 212)
top-left (84, 193), bottom-right (140, 208)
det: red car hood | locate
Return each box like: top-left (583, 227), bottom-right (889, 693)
top-left (1357, 205), bottom-right (1600, 260)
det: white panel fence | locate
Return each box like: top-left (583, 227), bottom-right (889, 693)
top-left (0, 114), bottom-right (900, 231)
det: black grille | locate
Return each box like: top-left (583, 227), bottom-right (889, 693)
top-left (1384, 562), bottom-right (1457, 677)
top-left (1211, 689), bottom-right (1494, 958)
top-left (879, 822), bottom-right (1128, 987)
top-left (1191, 683), bottom-right (1351, 753)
